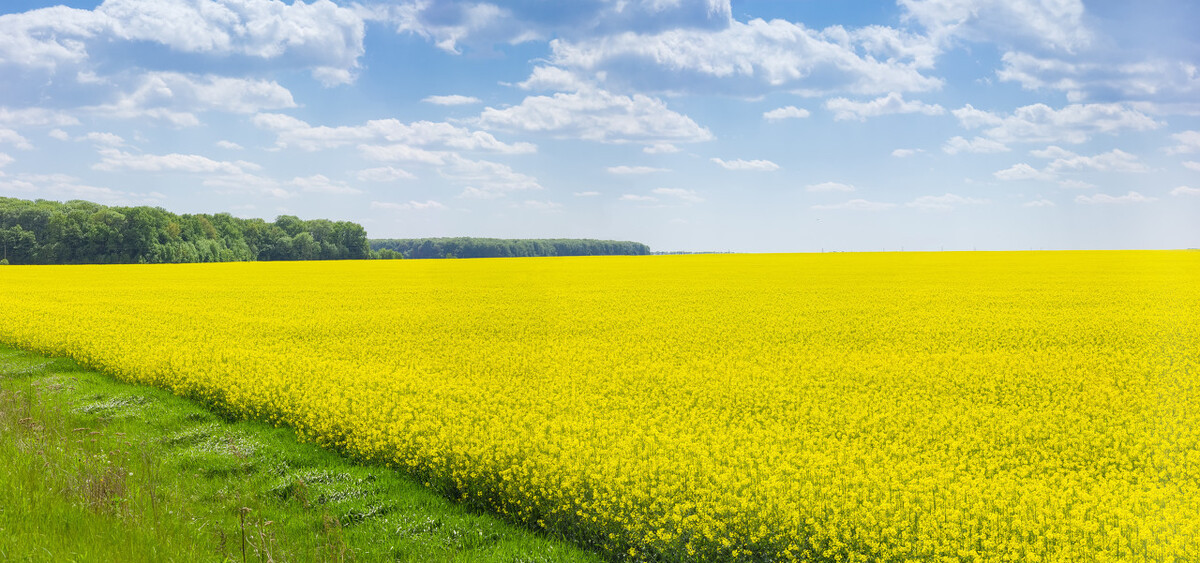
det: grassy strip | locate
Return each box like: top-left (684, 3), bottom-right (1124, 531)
top-left (0, 344), bottom-right (603, 563)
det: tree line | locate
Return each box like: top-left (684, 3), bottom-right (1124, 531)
top-left (0, 196), bottom-right (372, 265)
top-left (369, 237), bottom-right (651, 259)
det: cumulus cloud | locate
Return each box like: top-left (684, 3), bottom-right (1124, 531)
top-left (573, 190), bottom-right (600, 197)
top-left (0, 153), bottom-right (12, 168)
top-left (1022, 199), bottom-right (1056, 207)
top-left (997, 51), bottom-right (1200, 105)
top-left (993, 163), bottom-right (1054, 181)
top-left (356, 166), bottom-right (416, 182)
top-left (288, 174), bottom-right (361, 195)
top-left (643, 143), bottom-right (681, 154)
top-left (607, 165), bottom-right (668, 174)
top-left (1166, 131), bottom-right (1200, 155)
top-left (85, 72), bottom-right (297, 126)
top-left (942, 136), bottom-right (1009, 154)
top-left (0, 0), bottom-right (367, 84)
top-left (92, 148), bottom-right (256, 175)
top-left (652, 187), bottom-right (704, 202)
top-left (711, 157), bottom-right (779, 171)
top-left (891, 148), bottom-right (922, 157)
top-left (1075, 191), bottom-right (1157, 204)
top-left (1042, 148), bottom-right (1148, 174)
top-left (0, 127), bottom-right (32, 150)
top-left (439, 155), bottom-right (542, 197)
top-left (1170, 186), bottom-right (1200, 197)
top-left (371, 199), bottom-right (446, 211)
top-left (546, 18), bottom-right (942, 96)
top-left (763, 106), bottom-right (809, 121)
top-left (215, 140), bottom-right (243, 150)
top-left (476, 87), bottom-right (712, 145)
top-left (619, 194), bottom-right (657, 202)
top-left (255, 113), bottom-right (535, 155)
top-left (811, 199), bottom-right (895, 211)
top-left (78, 132), bottom-right (125, 146)
top-left (905, 193), bottom-right (990, 211)
top-left (825, 92), bottom-right (944, 121)
top-left (0, 107), bottom-right (81, 128)
top-left (805, 182), bottom-right (855, 192)
top-left (423, 94), bottom-right (482, 105)
top-left (899, 0), bottom-right (1091, 52)
top-left (517, 66), bottom-right (590, 92)
top-left (1184, 161), bottom-right (1200, 172)
top-left (952, 102), bottom-right (1162, 145)
top-left (365, 0), bottom-right (733, 55)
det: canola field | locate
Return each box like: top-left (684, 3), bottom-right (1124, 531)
top-left (1, 251), bottom-right (1197, 562)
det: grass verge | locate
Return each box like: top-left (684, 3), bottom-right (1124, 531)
top-left (0, 343), bottom-right (603, 563)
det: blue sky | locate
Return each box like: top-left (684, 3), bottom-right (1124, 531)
top-left (1, 0), bottom-right (1198, 252)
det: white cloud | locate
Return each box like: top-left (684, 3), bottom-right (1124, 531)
top-left (905, 193), bottom-right (990, 211)
top-left (1166, 131), bottom-right (1200, 155)
top-left (78, 132), bottom-right (125, 146)
top-left (899, 0), bottom-right (1091, 52)
top-left (953, 103), bottom-right (1162, 145)
top-left (356, 166), bottom-right (416, 182)
top-left (517, 66), bottom-right (589, 92)
top-left (1022, 199), bottom-right (1056, 207)
top-left (547, 18), bottom-right (943, 96)
top-left (942, 136), bottom-right (1009, 154)
top-left (0, 0), bottom-right (367, 84)
top-left (202, 171), bottom-right (292, 199)
top-left (477, 87), bottom-right (713, 145)
top-left (805, 181), bottom-right (855, 192)
top-left (371, 200), bottom-right (446, 211)
top-left (711, 157), bottom-right (779, 171)
top-left (620, 194), bottom-right (657, 202)
top-left (643, 143), bottom-right (681, 154)
top-left (1184, 161), bottom-right (1200, 172)
top-left (255, 113), bottom-right (535, 154)
top-left (1057, 179), bottom-right (1095, 190)
top-left (573, 190), bottom-right (600, 197)
top-left (88, 72), bottom-right (297, 126)
top-left (607, 165), bottom-right (668, 174)
top-left (652, 187), bottom-right (703, 202)
top-left (215, 140), bottom-right (243, 150)
top-left (1075, 191), bottom-right (1157, 204)
top-left (92, 148), bottom-right (255, 175)
top-left (825, 92), bottom-right (944, 121)
top-left (811, 199), bottom-right (895, 211)
top-left (0, 127), bottom-right (32, 150)
top-left (891, 148), bottom-right (921, 157)
top-left (358, 144), bottom-right (447, 165)
top-left (0, 107), bottom-right (81, 128)
top-left (997, 52), bottom-right (1200, 105)
top-left (993, 163), bottom-right (1054, 181)
top-left (763, 106), bottom-right (810, 121)
top-left (1043, 148), bottom-right (1148, 174)
top-left (48, 129), bottom-right (71, 141)
top-left (1170, 186), bottom-right (1200, 197)
top-left (364, 0), bottom-right (733, 55)
top-left (288, 174), bottom-right (361, 195)
top-left (439, 155), bottom-right (542, 197)
top-left (0, 153), bottom-right (12, 168)
top-left (423, 94), bottom-right (482, 105)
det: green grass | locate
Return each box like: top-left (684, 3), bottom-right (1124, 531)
top-left (0, 344), bottom-right (605, 563)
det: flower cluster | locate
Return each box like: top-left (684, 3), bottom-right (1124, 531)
top-left (1, 251), bottom-right (1197, 561)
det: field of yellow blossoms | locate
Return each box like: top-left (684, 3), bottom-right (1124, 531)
top-left (1, 251), bottom-right (1197, 561)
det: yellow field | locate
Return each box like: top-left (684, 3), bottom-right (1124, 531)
top-left (1, 251), bottom-right (1197, 561)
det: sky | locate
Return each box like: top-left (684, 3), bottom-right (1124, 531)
top-left (1, 0), bottom-right (1198, 253)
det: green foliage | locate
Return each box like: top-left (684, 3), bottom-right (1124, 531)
top-left (0, 196), bottom-right (372, 264)
top-left (370, 237), bottom-right (651, 259)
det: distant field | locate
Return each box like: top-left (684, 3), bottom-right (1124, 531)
top-left (1, 251), bottom-right (1197, 561)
